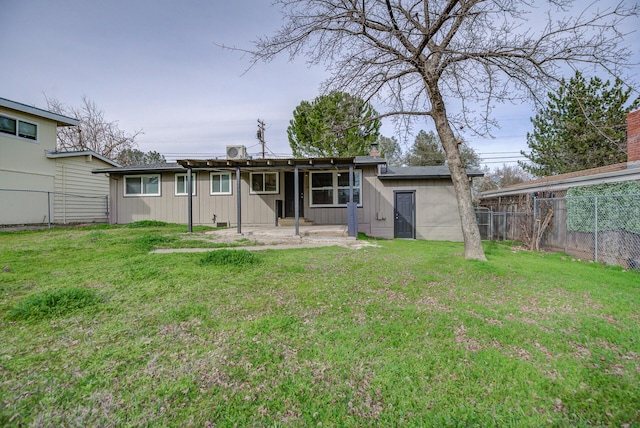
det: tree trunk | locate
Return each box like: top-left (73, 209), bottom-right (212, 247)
top-left (428, 82), bottom-right (487, 261)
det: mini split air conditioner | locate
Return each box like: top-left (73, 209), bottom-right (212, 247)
top-left (226, 145), bottom-right (247, 160)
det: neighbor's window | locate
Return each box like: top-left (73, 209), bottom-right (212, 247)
top-left (250, 172), bottom-right (279, 194)
top-left (175, 173), bottom-right (196, 196)
top-left (210, 173), bottom-right (232, 195)
top-left (124, 175), bottom-right (161, 196)
top-left (0, 115), bottom-right (38, 141)
top-left (310, 170), bottom-right (361, 207)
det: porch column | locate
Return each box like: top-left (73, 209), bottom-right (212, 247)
top-left (236, 166), bottom-right (242, 235)
top-left (294, 164), bottom-right (300, 236)
top-left (347, 164), bottom-right (357, 238)
top-left (187, 167), bottom-right (193, 233)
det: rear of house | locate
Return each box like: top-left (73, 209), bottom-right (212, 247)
top-left (96, 154), bottom-right (482, 241)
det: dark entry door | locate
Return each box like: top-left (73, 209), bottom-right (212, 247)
top-left (284, 172), bottom-right (304, 218)
top-left (394, 191), bottom-right (415, 239)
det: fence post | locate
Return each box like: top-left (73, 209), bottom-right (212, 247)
top-left (594, 196), bottom-right (598, 263)
top-left (487, 208), bottom-right (495, 241)
top-left (503, 212), bottom-right (507, 241)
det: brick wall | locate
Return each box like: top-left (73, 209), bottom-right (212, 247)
top-left (628, 110), bottom-right (640, 163)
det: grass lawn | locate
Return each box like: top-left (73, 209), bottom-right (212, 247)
top-left (1, 224), bottom-right (639, 426)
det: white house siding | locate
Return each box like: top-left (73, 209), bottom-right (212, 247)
top-left (0, 107), bottom-right (57, 225)
top-left (53, 156), bottom-right (111, 224)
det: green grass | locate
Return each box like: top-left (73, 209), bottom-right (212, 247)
top-left (1, 227), bottom-right (638, 426)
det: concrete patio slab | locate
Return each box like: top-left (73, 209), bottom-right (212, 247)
top-left (150, 225), bottom-right (378, 253)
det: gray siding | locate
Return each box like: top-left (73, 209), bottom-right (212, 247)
top-left (107, 166), bottom-right (463, 241)
top-left (366, 176), bottom-right (463, 241)
top-left (111, 171), bottom-right (284, 226)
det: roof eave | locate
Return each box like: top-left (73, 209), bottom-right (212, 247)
top-left (481, 167), bottom-right (640, 198)
top-left (0, 97), bottom-right (79, 127)
top-left (45, 150), bottom-right (121, 168)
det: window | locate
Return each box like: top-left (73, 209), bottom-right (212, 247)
top-left (124, 175), bottom-right (161, 196)
top-left (250, 172), bottom-right (279, 194)
top-left (210, 173), bottom-right (232, 195)
top-left (175, 173), bottom-right (196, 196)
top-left (310, 170), bottom-right (361, 207)
top-left (0, 115), bottom-right (37, 141)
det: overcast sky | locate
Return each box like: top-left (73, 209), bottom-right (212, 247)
top-left (2, 0), bottom-right (639, 166)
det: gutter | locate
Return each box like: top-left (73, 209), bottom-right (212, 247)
top-left (481, 167), bottom-right (640, 198)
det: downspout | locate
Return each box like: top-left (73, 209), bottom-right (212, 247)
top-left (348, 164), bottom-right (357, 238)
top-left (294, 165), bottom-right (300, 236)
top-left (62, 164), bottom-right (66, 224)
top-left (187, 167), bottom-right (193, 233)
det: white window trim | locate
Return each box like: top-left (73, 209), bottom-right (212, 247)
top-left (124, 174), bottom-right (162, 197)
top-left (175, 173), bottom-right (197, 196)
top-left (210, 172), bottom-right (233, 195)
top-left (310, 170), bottom-right (362, 207)
top-left (0, 113), bottom-right (39, 142)
top-left (249, 172), bottom-right (280, 195)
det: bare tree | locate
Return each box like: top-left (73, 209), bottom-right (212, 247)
top-left (240, 0), bottom-right (638, 260)
top-left (46, 96), bottom-right (142, 160)
top-left (475, 164), bottom-right (533, 194)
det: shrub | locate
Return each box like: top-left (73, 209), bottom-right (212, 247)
top-left (199, 249), bottom-right (260, 267)
top-left (8, 287), bottom-right (100, 321)
top-left (127, 220), bottom-right (169, 228)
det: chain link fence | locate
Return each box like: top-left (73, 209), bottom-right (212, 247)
top-left (477, 194), bottom-right (640, 270)
top-left (0, 188), bottom-right (109, 228)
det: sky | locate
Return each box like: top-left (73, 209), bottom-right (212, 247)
top-left (2, 0), bottom-right (639, 167)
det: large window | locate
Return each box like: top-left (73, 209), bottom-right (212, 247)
top-left (175, 173), bottom-right (196, 196)
top-left (250, 172), bottom-right (279, 194)
top-left (310, 170), bottom-right (361, 207)
top-left (0, 115), bottom-right (38, 141)
top-left (124, 175), bottom-right (161, 196)
top-left (210, 173), bottom-right (232, 195)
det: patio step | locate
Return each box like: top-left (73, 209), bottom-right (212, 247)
top-left (278, 218), bottom-right (315, 227)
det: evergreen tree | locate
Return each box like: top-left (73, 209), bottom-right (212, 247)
top-left (287, 92), bottom-right (380, 157)
top-left (376, 135), bottom-right (403, 166)
top-left (521, 71), bottom-right (639, 176)
top-left (405, 130), bottom-right (480, 169)
top-left (116, 149), bottom-right (167, 166)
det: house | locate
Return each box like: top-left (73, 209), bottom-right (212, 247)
top-left (479, 110), bottom-right (640, 267)
top-left (480, 110), bottom-right (640, 209)
top-left (94, 149), bottom-right (484, 241)
top-left (0, 97), bottom-right (120, 225)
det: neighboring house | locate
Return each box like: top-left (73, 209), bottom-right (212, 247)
top-left (0, 97), bottom-right (119, 225)
top-left (95, 151), bottom-right (484, 241)
top-left (479, 110), bottom-right (640, 267)
top-left (480, 110), bottom-right (640, 209)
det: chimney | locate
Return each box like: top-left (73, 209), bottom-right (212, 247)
top-left (628, 109), bottom-right (640, 167)
top-left (369, 141), bottom-right (380, 157)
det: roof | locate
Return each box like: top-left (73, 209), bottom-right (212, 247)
top-left (177, 156), bottom-right (387, 170)
top-left (93, 162), bottom-right (184, 174)
top-left (482, 162), bottom-right (640, 198)
top-left (379, 165), bottom-right (485, 180)
top-left (0, 97), bottom-right (79, 127)
top-left (45, 150), bottom-right (121, 168)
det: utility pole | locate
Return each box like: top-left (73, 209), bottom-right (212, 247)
top-left (257, 119), bottom-right (266, 159)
